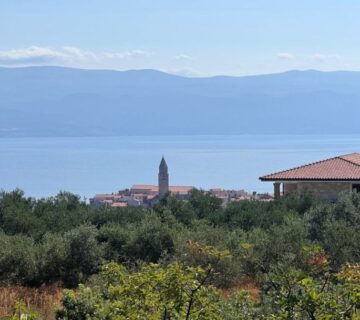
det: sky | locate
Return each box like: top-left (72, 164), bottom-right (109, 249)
top-left (1, 1), bottom-right (360, 76)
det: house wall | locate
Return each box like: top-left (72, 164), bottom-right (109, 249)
top-left (284, 183), bottom-right (298, 194)
top-left (283, 182), bottom-right (352, 200)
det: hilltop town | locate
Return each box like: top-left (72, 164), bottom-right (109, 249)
top-left (90, 157), bottom-right (272, 208)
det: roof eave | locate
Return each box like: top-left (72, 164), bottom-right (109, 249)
top-left (260, 177), bottom-right (360, 182)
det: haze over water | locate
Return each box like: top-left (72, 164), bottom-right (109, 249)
top-left (1, 134), bottom-right (360, 199)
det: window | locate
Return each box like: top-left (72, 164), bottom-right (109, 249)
top-left (352, 184), bottom-right (360, 193)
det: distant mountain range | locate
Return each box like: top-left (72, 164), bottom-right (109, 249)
top-left (1, 66), bottom-right (360, 137)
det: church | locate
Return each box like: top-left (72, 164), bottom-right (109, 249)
top-left (130, 157), bottom-right (194, 204)
top-left (91, 157), bottom-right (194, 208)
top-left (158, 156), bottom-right (169, 197)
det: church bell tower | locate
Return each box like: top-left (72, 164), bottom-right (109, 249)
top-left (158, 156), bottom-right (169, 198)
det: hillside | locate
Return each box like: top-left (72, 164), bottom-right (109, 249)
top-left (1, 66), bottom-right (360, 137)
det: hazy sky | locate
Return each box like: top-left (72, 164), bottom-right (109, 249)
top-left (1, 1), bottom-right (359, 76)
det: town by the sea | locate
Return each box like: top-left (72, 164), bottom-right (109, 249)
top-left (1, 134), bottom-right (360, 200)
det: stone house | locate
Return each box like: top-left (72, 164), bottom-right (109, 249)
top-left (260, 153), bottom-right (360, 201)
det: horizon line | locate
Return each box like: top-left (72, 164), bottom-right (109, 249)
top-left (0, 65), bottom-right (359, 79)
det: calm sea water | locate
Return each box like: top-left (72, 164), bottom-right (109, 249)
top-left (1, 135), bottom-right (360, 199)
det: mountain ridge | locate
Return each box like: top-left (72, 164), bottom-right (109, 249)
top-left (1, 66), bottom-right (360, 137)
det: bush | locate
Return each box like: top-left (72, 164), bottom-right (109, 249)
top-left (0, 232), bottom-right (38, 285)
top-left (56, 262), bottom-right (222, 320)
top-left (221, 200), bottom-right (287, 231)
top-left (188, 189), bottom-right (223, 220)
top-left (322, 220), bottom-right (360, 268)
top-left (236, 216), bottom-right (309, 279)
top-left (62, 225), bottom-right (104, 287)
top-left (36, 233), bottom-right (68, 284)
top-left (0, 190), bottom-right (43, 237)
top-left (125, 213), bottom-right (175, 262)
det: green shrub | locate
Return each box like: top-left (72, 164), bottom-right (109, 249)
top-left (56, 262), bottom-right (222, 320)
top-left (62, 225), bottom-right (104, 287)
top-left (0, 232), bottom-right (38, 285)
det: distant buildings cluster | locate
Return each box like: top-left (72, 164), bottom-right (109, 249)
top-left (90, 152), bottom-right (360, 208)
top-left (90, 157), bottom-right (272, 208)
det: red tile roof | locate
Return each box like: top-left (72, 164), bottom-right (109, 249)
top-left (341, 153), bottom-right (360, 166)
top-left (131, 184), bottom-right (194, 193)
top-left (94, 194), bottom-right (114, 199)
top-left (260, 153), bottom-right (360, 181)
top-left (131, 185), bottom-right (158, 192)
top-left (169, 186), bottom-right (194, 193)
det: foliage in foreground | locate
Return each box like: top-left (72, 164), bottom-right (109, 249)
top-left (55, 261), bottom-right (360, 320)
top-left (0, 284), bottom-right (62, 320)
top-left (1, 189), bottom-right (360, 318)
top-left (2, 301), bottom-right (38, 320)
top-left (57, 262), bottom-right (220, 320)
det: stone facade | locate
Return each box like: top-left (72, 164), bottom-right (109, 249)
top-left (283, 181), bottom-right (353, 201)
top-left (158, 157), bottom-right (169, 198)
top-left (283, 183), bottom-right (298, 194)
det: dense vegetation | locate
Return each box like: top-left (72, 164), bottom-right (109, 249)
top-left (0, 189), bottom-right (359, 319)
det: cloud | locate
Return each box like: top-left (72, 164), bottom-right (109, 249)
top-left (174, 54), bottom-right (194, 61)
top-left (0, 46), bottom-right (67, 64)
top-left (62, 46), bottom-right (98, 61)
top-left (165, 67), bottom-right (201, 77)
top-left (311, 53), bottom-right (340, 62)
top-left (0, 46), bottom-right (152, 66)
top-left (103, 50), bottom-right (152, 59)
top-left (277, 52), bottom-right (295, 60)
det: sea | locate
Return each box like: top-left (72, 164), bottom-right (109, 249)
top-left (1, 135), bottom-right (360, 200)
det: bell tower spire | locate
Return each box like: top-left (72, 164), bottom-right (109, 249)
top-left (158, 156), bottom-right (169, 198)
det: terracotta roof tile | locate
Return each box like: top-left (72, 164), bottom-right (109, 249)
top-left (94, 194), bottom-right (114, 199)
top-left (131, 185), bottom-right (158, 191)
top-left (340, 153), bottom-right (360, 166)
top-left (169, 186), bottom-right (194, 193)
top-left (131, 184), bottom-right (194, 194)
top-left (260, 153), bottom-right (360, 181)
